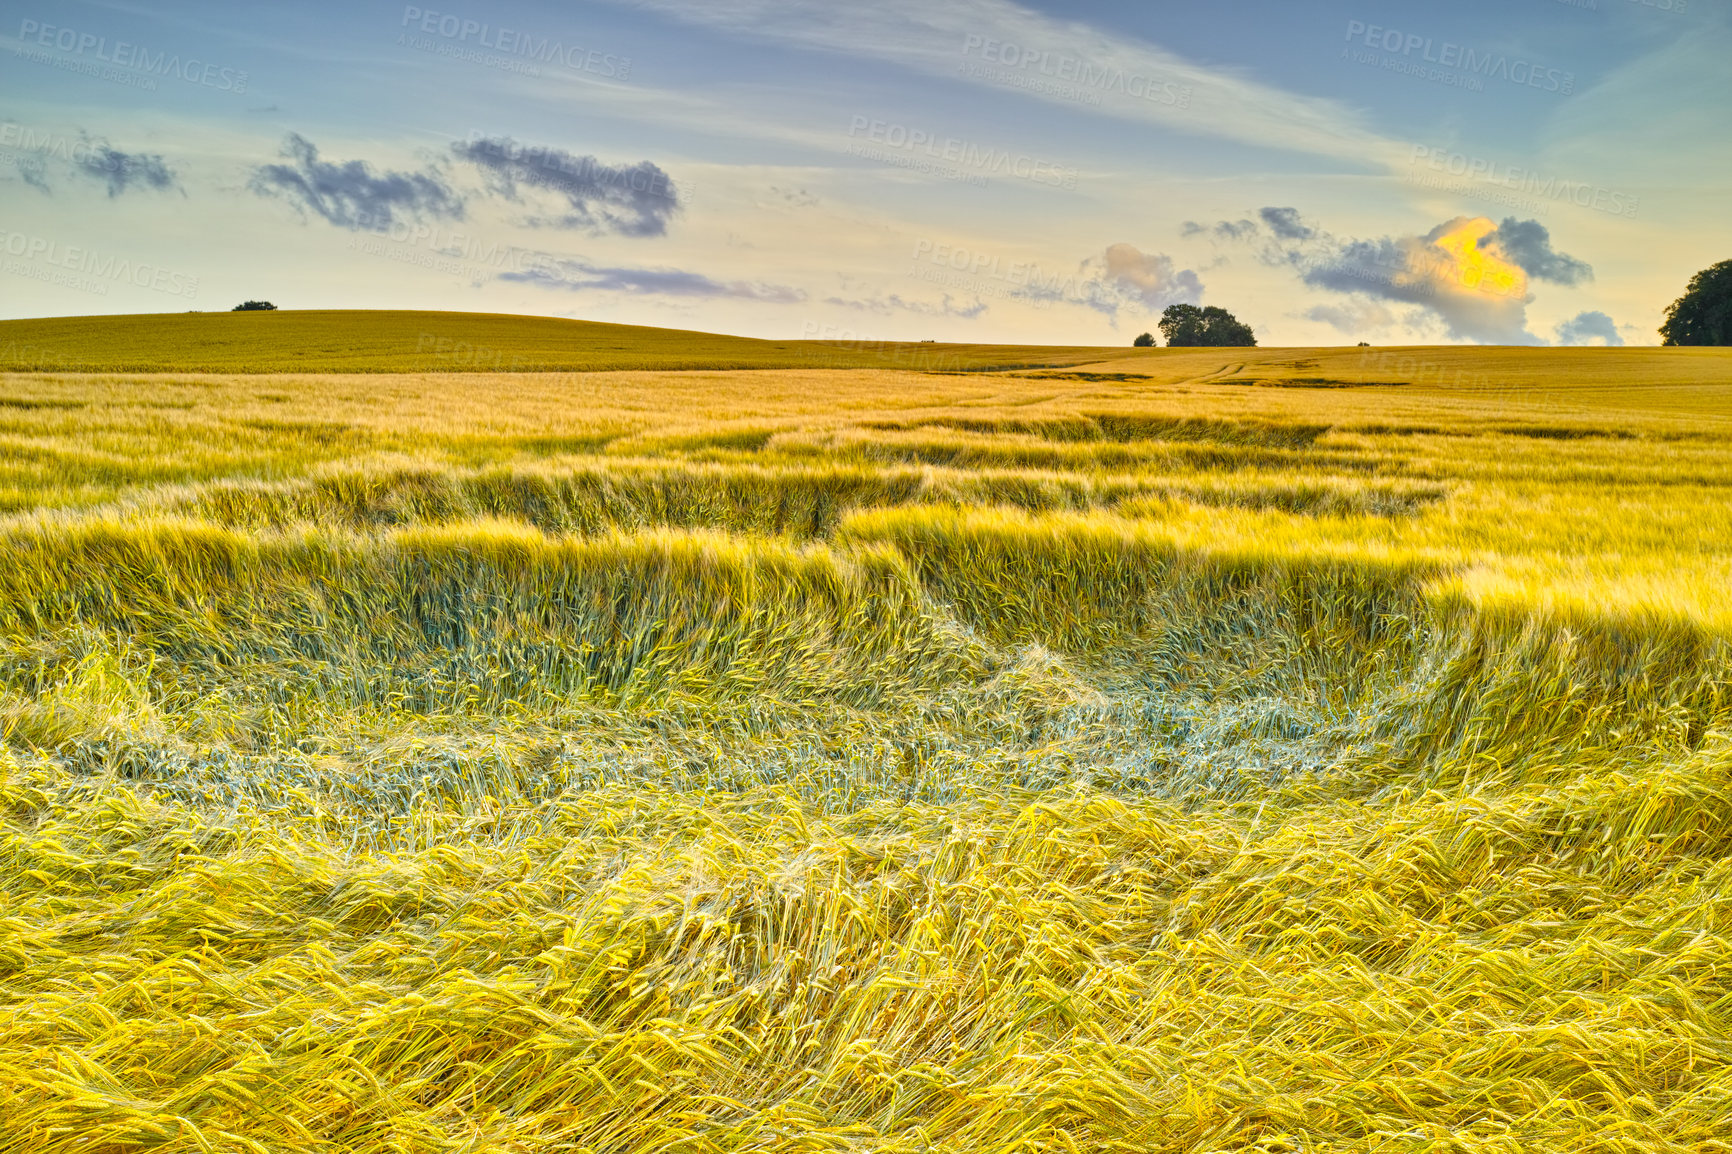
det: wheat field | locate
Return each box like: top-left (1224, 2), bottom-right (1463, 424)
top-left (3, 329), bottom-right (1732, 1151)
top-left (0, 310), bottom-right (1119, 375)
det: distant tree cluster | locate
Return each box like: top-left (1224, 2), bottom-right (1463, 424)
top-left (1158, 304), bottom-right (1256, 347)
top-left (1661, 260), bottom-right (1732, 346)
top-left (233, 301), bottom-right (277, 311)
top-left (1129, 307), bottom-right (1256, 348)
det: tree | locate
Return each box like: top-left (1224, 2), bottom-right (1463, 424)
top-left (1157, 303), bottom-right (1256, 347)
top-left (1132, 332), bottom-right (1155, 347)
top-left (233, 301), bottom-right (277, 311)
top-left (1660, 259), bottom-right (1732, 346)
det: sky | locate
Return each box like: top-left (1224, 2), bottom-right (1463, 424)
top-left (1, 0), bottom-right (1726, 346)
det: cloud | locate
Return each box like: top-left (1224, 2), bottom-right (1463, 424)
top-left (592, 0), bottom-right (1399, 165)
top-left (1182, 218), bottom-right (1257, 242)
top-left (503, 256), bottom-right (806, 303)
top-left (1302, 218), bottom-right (1550, 343)
top-left (73, 140), bottom-right (178, 197)
top-left (831, 245), bottom-right (1198, 322)
top-left (1186, 209), bottom-right (1317, 266)
top-left (1259, 206), bottom-right (1314, 241)
top-left (823, 292), bottom-right (987, 319)
top-left (1300, 236), bottom-right (1438, 301)
top-left (14, 156), bottom-right (51, 194)
top-left (249, 133), bottom-right (464, 230)
top-left (451, 136), bottom-right (681, 237)
top-left (1483, 218), bottom-right (1593, 286)
top-left (1194, 207), bottom-right (1591, 344)
top-left (1554, 310), bottom-right (1625, 346)
top-left (2, 131), bottom-right (177, 197)
top-left (1059, 243), bottom-right (1202, 319)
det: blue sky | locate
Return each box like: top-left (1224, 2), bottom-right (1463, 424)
top-left (1, 0), bottom-right (1725, 345)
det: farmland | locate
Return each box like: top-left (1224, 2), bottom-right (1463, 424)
top-left (0, 310), bottom-right (1118, 375)
top-left (2, 317), bottom-right (1732, 1151)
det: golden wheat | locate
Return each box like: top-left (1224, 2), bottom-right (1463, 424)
top-left (1, 335), bottom-right (1731, 1151)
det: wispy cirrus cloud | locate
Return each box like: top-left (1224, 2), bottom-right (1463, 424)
top-left (503, 255), bottom-right (806, 303)
top-left (824, 292), bottom-right (988, 319)
top-left (594, 0), bottom-right (1400, 166)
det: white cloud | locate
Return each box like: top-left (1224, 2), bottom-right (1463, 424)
top-left (603, 0), bottom-right (1403, 166)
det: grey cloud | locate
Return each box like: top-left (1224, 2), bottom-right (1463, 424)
top-left (1182, 218), bottom-right (1258, 242)
top-left (249, 133), bottom-right (464, 230)
top-left (3, 130), bottom-right (176, 197)
top-left (74, 141), bottom-right (177, 197)
top-left (1259, 206), bottom-right (1315, 241)
top-left (1300, 237), bottom-right (1429, 301)
top-left (452, 136), bottom-right (680, 238)
top-left (15, 157), bottom-right (51, 194)
top-left (1184, 208), bottom-right (1319, 269)
top-left (1554, 310), bottom-right (1625, 346)
top-left (1486, 217), bottom-right (1593, 286)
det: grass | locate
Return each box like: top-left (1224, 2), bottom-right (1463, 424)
top-left (0, 309), bottom-right (1125, 374)
top-left (3, 321), bottom-right (1732, 1151)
